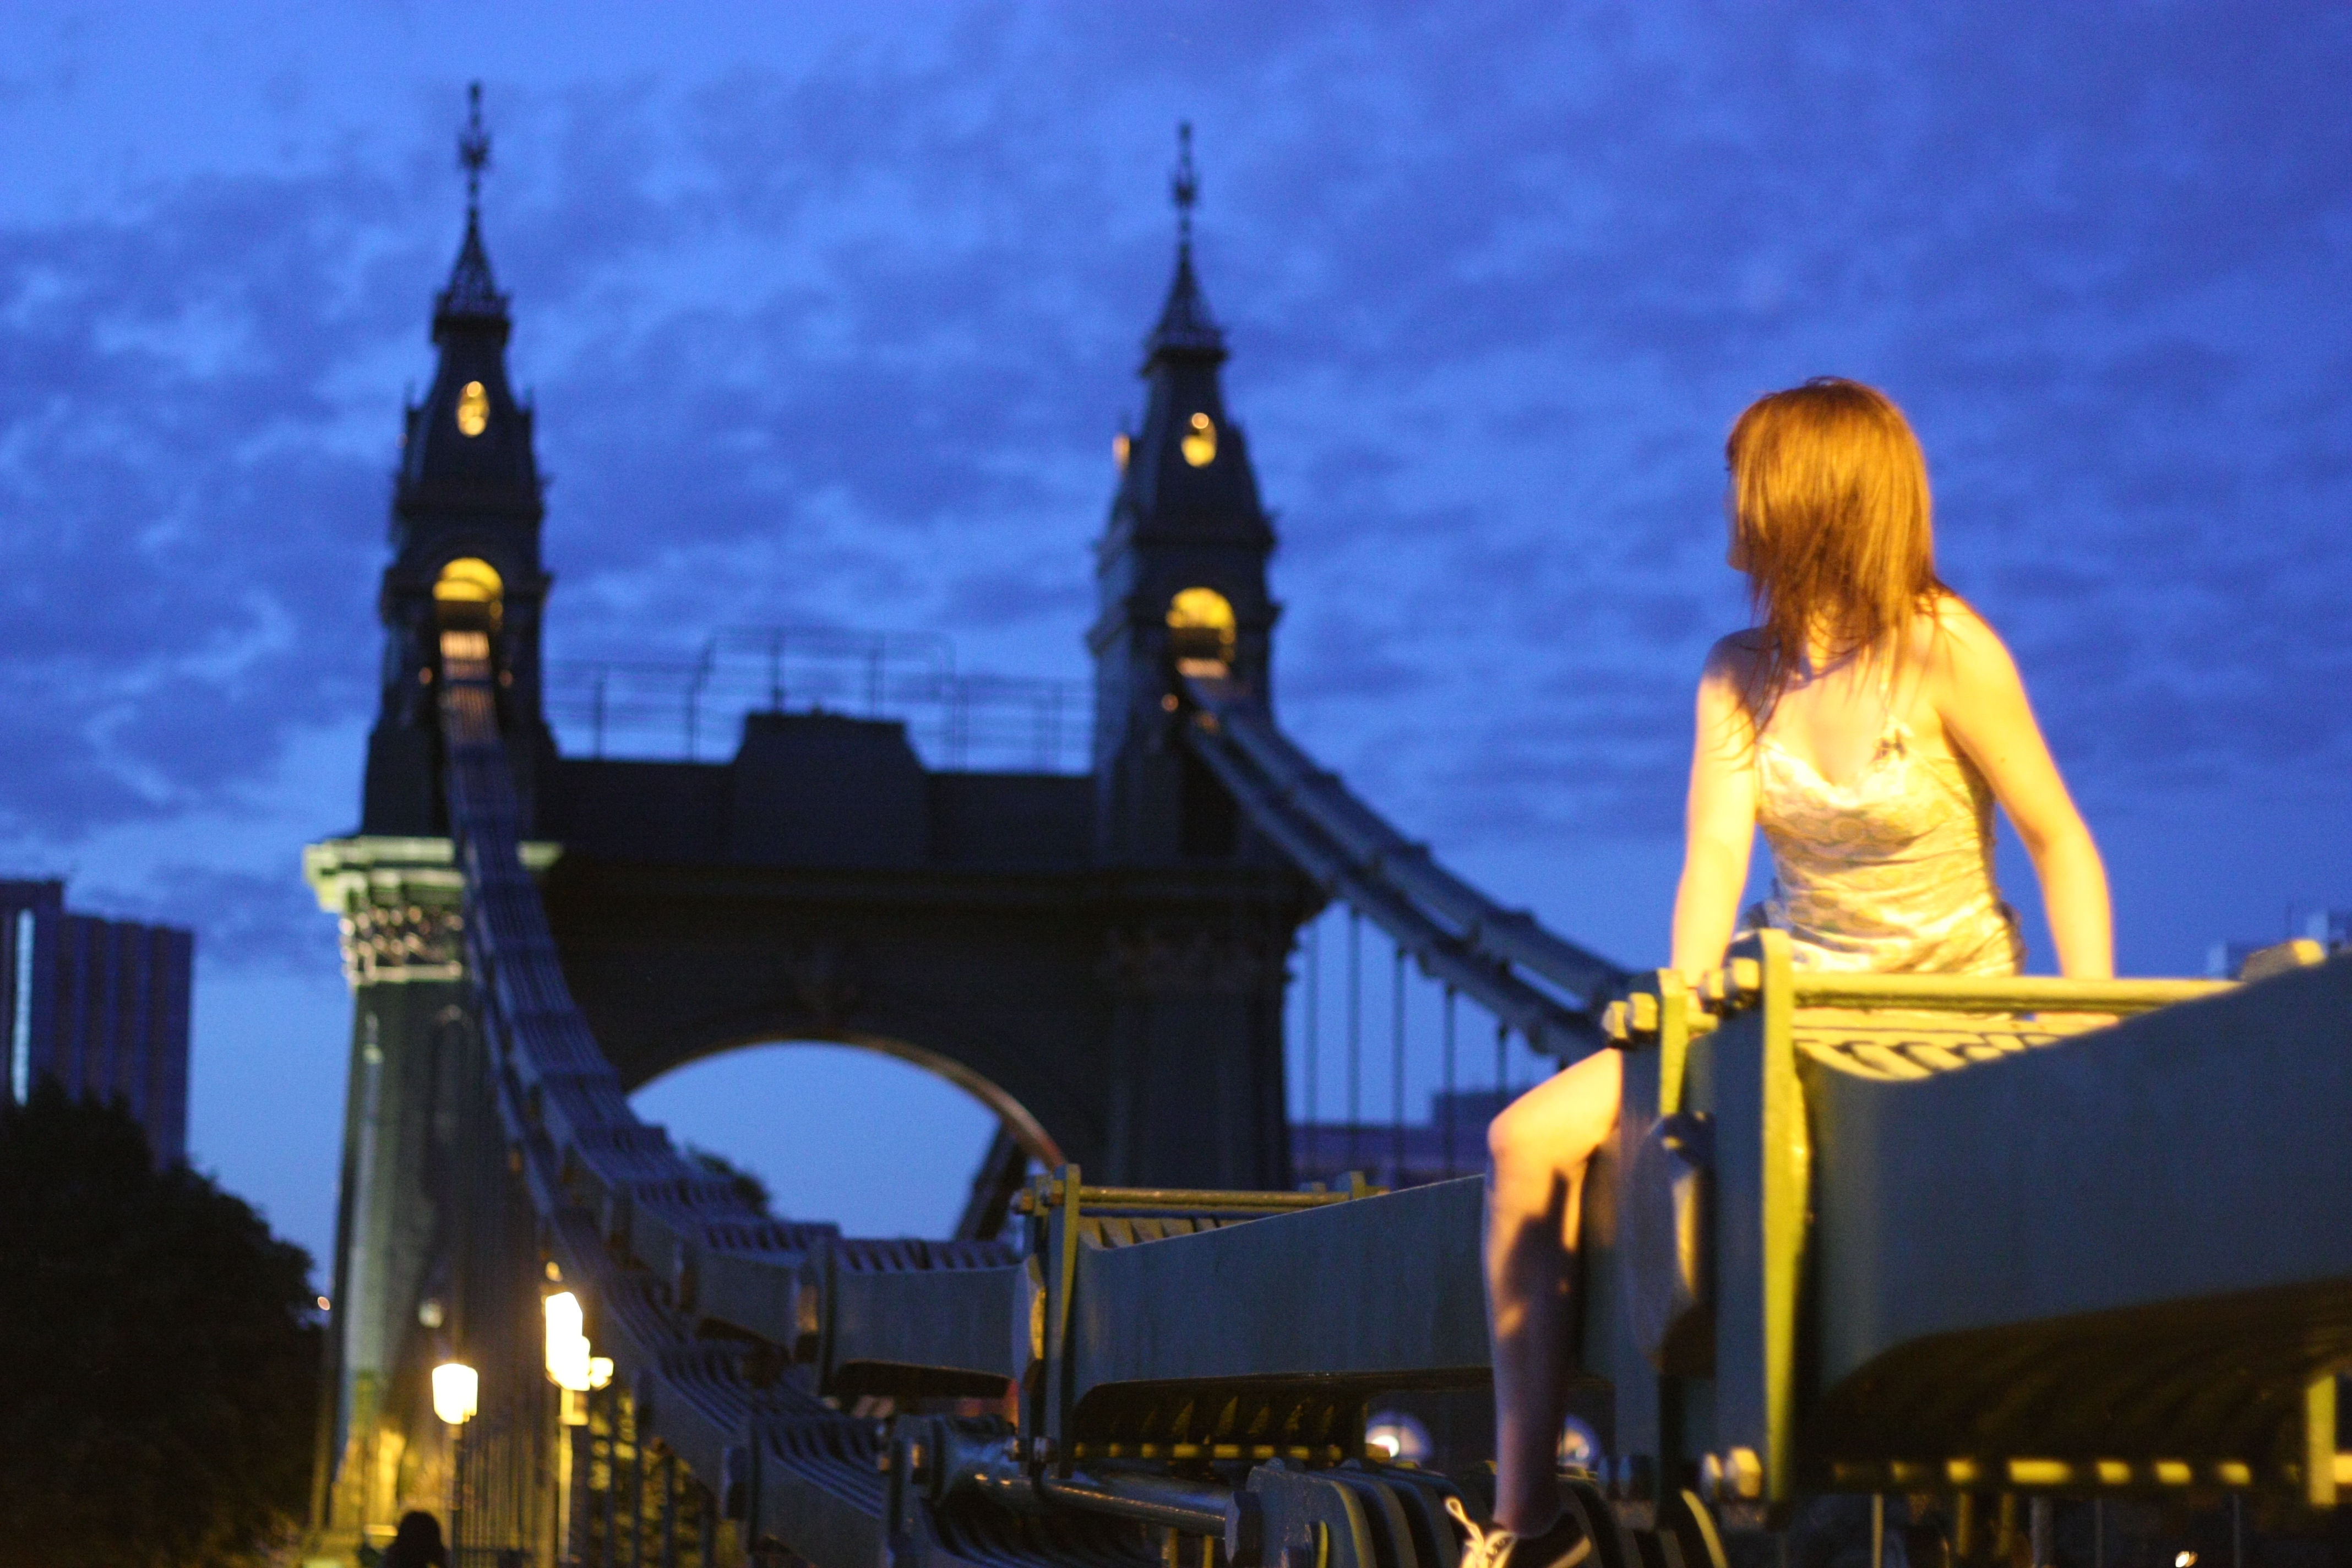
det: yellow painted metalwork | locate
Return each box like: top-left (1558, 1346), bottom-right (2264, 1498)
top-left (1757, 929), bottom-right (1806, 1505)
top-left (1656, 971), bottom-right (1707, 1113)
top-left (1768, 970), bottom-right (2224, 1017)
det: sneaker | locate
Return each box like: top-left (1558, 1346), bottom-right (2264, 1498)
top-left (1444, 1495), bottom-right (1592, 1568)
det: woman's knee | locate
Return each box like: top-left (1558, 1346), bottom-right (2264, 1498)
top-left (1486, 1093), bottom-right (1542, 1172)
top-left (1487, 1050), bottom-right (1621, 1173)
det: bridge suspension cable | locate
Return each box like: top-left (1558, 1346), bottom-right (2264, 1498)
top-left (1180, 673), bottom-right (1626, 1059)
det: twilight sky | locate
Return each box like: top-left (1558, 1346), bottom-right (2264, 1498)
top-left (2, 3), bottom-right (2348, 1269)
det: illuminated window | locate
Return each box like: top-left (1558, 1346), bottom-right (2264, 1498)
top-left (1113, 432), bottom-right (1132, 471)
top-left (434, 556), bottom-right (505, 631)
top-left (1167, 586), bottom-right (1236, 676)
top-left (456, 380), bottom-right (491, 438)
top-left (1181, 411), bottom-right (1217, 467)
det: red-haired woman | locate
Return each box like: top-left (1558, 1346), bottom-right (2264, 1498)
top-left (1456, 379), bottom-right (2114, 1568)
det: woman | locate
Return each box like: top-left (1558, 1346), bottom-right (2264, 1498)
top-left (1457, 379), bottom-right (2113, 1568)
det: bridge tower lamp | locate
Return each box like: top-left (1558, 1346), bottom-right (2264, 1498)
top-left (432, 1360), bottom-right (478, 1557)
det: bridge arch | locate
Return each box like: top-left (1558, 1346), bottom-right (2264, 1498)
top-left (641, 1026), bottom-right (1065, 1170)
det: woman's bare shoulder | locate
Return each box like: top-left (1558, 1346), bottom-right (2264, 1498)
top-left (1703, 629), bottom-right (1765, 680)
top-left (1921, 593), bottom-right (2019, 680)
top-left (1695, 632), bottom-right (1762, 749)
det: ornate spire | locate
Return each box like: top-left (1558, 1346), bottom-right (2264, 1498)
top-left (459, 81), bottom-right (491, 215)
top-left (1171, 121), bottom-right (1198, 253)
top-left (437, 83), bottom-right (507, 325)
top-left (1145, 122), bottom-right (1224, 363)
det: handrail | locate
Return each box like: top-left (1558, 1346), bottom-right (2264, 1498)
top-left (1692, 954), bottom-right (2233, 1017)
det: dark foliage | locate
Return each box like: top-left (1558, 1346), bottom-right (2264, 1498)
top-left (0, 1080), bottom-right (319, 1568)
top-left (687, 1143), bottom-right (773, 1214)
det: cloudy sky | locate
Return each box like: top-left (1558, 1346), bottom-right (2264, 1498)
top-left (3, 3), bottom-right (2348, 1266)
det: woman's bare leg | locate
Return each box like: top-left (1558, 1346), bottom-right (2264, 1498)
top-left (1484, 1048), bottom-right (1621, 1534)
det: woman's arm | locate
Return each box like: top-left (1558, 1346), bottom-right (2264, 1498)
top-left (1930, 602), bottom-right (2114, 979)
top-left (1670, 643), bottom-right (1761, 982)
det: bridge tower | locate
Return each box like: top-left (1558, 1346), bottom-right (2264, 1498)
top-left (361, 84), bottom-right (550, 837)
top-left (1081, 126), bottom-right (1308, 1183)
top-left (1091, 123), bottom-right (1277, 863)
top-left (306, 116), bottom-right (1319, 1556)
top-left (308, 88), bottom-right (552, 1554)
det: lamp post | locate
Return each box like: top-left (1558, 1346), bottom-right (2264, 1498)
top-left (433, 1360), bottom-right (478, 1564)
top-left (545, 1291), bottom-right (595, 1564)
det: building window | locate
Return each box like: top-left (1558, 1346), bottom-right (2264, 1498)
top-left (456, 379), bottom-right (491, 437)
top-left (1167, 587), bottom-right (1237, 677)
top-left (1181, 411), bottom-right (1217, 467)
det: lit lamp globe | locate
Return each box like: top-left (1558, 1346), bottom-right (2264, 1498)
top-left (544, 1291), bottom-right (592, 1392)
top-left (432, 1362), bottom-right (480, 1427)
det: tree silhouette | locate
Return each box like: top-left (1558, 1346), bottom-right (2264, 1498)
top-left (0, 1080), bottom-right (319, 1568)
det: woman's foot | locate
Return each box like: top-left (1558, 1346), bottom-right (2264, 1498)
top-left (1445, 1496), bottom-right (1591, 1568)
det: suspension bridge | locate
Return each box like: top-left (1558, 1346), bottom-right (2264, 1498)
top-left (302, 116), bottom-right (2352, 1568)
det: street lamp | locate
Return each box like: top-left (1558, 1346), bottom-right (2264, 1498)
top-left (545, 1292), bottom-right (597, 1566)
top-left (432, 1361), bottom-right (480, 1427)
top-left (544, 1291), bottom-right (592, 1393)
top-left (433, 1361), bottom-right (478, 1560)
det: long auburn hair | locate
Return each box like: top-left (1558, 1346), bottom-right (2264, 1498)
top-left (1725, 377), bottom-right (1946, 727)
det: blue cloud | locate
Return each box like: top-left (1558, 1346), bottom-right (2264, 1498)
top-left (0, 0), bottom-right (2348, 962)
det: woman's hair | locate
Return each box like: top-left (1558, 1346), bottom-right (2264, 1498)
top-left (1725, 377), bottom-right (1945, 724)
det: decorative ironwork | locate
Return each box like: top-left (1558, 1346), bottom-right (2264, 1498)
top-left (437, 83), bottom-right (507, 322)
top-left (1098, 925), bottom-right (1275, 997)
top-left (459, 81), bottom-right (491, 213)
top-left (1170, 121), bottom-right (1197, 247)
top-left (336, 903), bottom-right (465, 987)
top-left (1146, 122), bottom-right (1224, 360)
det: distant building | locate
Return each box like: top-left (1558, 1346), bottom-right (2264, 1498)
top-left (0, 880), bottom-right (194, 1164)
top-left (2208, 908), bottom-right (2350, 979)
top-left (1293, 1088), bottom-right (1515, 1190)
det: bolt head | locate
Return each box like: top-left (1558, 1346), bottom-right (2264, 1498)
top-left (1698, 1452), bottom-right (1724, 1503)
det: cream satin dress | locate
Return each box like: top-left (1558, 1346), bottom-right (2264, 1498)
top-left (1751, 710), bottom-right (2026, 977)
